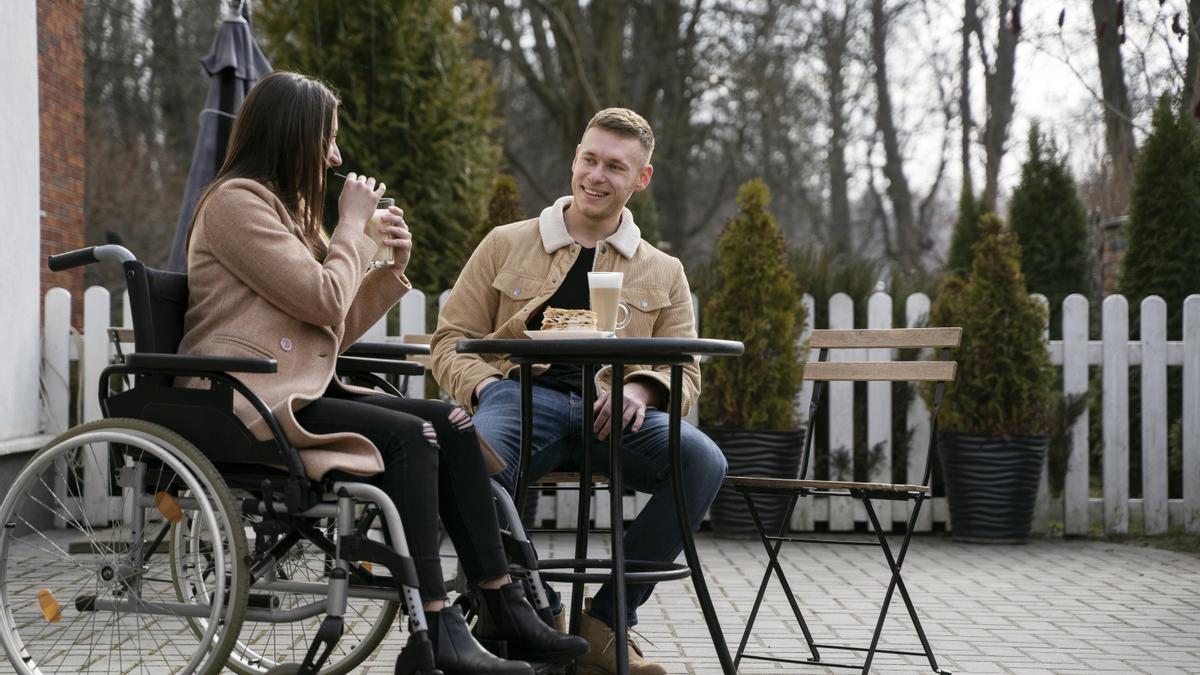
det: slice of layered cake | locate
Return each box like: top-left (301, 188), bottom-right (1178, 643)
top-left (541, 307), bottom-right (597, 331)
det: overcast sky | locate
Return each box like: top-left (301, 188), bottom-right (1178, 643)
top-left (901, 0), bottom-right (1191, 208)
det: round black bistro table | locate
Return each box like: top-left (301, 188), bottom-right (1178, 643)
top-left (456, 337), bottom-right (743, 675)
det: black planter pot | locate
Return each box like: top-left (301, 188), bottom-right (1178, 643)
top-left (703, 427), bottom-right (805, 539)
top-left (938, 431), bottom-right (1048, 543)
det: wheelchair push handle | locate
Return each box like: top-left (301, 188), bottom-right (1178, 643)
top-left (48, 245), bottom-right (137, 272)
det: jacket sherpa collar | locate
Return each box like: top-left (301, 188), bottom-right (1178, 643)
top-left (538, 196), bottom-right (642, 258)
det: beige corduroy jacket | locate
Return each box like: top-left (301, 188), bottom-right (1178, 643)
top-left (177, 178), bottom-right (410, 480)
top-left (431, 196), bottom-right (701, 415)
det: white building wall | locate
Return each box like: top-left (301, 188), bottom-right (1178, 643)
top-left (0, 0), bottom-right (43, 443)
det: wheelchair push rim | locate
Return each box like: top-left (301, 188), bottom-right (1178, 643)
top-left (0, 420), bottom-right (246, 675)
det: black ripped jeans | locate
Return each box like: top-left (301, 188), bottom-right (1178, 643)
top-left (294, 386), bottom-right (508, 601)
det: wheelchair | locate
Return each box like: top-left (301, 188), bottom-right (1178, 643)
top-left (0, 245), bottom-right (557, 675)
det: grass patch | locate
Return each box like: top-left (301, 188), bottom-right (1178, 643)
top-left (1043, 520), bottom-right (1200, 557)
top-left (1093, 522), bottom-right (1200, 558)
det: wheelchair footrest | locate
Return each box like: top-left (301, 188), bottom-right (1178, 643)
top-left (340, 534), bottom-right (419, 594)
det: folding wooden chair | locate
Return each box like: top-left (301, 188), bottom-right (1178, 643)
top-left (728, 327), bottom-right (960, 674)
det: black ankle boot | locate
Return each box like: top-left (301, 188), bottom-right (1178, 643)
top-left (473, 582), bottom-right (590, 664)
top-left (408, 605), bottom-right (534, 675)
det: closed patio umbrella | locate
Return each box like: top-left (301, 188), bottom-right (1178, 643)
top-left (166, 0), bottom-right (271, 272)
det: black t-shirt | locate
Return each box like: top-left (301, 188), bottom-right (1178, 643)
top-left (524, 246), bottom-right (595, 393)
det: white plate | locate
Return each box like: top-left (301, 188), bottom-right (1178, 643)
top-left (524, 330), bottom-right (613, 340)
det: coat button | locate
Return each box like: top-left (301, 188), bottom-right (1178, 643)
top-left (599, 245), bottom-right (607, 253)
top-left (513, 288), bottom-right (521, 297)
top-left (280, 338), bottom-right (293, 352)
top-left (640, 300), bottom-right (649, 309)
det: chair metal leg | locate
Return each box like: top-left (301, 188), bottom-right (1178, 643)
top-left (514, 364), bottom-right (534, 511)
top-left (740, 490), bottom-right (820, 666)
top-left (670, 366), bottom-right (737, 675)
top-left (734, 504), bottom-right (777, 670)
top-left (861, 496), bottom-right (949, 675)
top-left (610, 368), bottom-right (629, 675)
top-left (571, 365), bottom-right (598, 639)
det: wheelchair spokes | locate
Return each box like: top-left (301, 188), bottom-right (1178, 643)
top-left (173, 502), bottom-right (399, 675)
top-left (0, 420), bottom-right (247, 675)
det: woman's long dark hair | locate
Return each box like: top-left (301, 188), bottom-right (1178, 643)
top-left (187, 71), bottom-right (340, 260)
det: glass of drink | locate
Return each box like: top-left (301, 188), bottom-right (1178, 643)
top-left (367, 197), bottom-right (395, 268)
top-left (588, 272), bottom-right (631, 333)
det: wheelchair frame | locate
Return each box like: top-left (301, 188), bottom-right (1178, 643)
top-left (1, 245), bottom-right (451, 675)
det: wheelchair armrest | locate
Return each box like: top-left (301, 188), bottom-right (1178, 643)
top-left (337, 355), bottom-right (425, 377)
top-left (343, 341), bottom-right (430, 359)
top-left (124, 353), bottom-right (278, 374)
top-left (102, 361), bottom-right (307, 485)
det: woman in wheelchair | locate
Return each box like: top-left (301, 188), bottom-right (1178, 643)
top-left (178, 71), bottom-right (587, 674)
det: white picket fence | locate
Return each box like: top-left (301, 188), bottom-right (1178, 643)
top-left (40, 286), bottom-right (1200, 535)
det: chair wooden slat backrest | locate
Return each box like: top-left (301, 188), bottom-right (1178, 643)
top-left (802, 361), bottom-right (956, 382)
top-left (808, 327), bottom-right (961, 350)
top-left (799, 327), bottom-right (961, 493)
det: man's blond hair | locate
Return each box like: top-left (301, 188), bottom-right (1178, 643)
top-left (585, 108), bottom-right (655, 162)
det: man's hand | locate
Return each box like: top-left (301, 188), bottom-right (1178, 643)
top-left (593, 381), bottom-right (658, 440)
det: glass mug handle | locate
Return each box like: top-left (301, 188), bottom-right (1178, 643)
top-left (615, 302), bottom-right (631, 330)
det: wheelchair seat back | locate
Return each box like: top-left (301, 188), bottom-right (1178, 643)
top-left (126, 262), bottom-right (190, 356)
top-left (104, 262), bottom-right (301, 470)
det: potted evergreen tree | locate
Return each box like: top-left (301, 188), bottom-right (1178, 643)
top-left (930, 213), bottom-right (1056, 543)
top-left (701, 179), bottom-right (805, 538)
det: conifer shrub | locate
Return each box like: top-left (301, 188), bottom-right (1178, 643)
top-left (929, 213), bottom-right (1055, 437)
top-left (1120, 94), bottom-right (1200, 339)
top-left (626, 189), bottom-right (661, 245)
top-left (1009, 125), bottom-right (1089, 335)
top-left (468, 174), bottom-right (524, 252)
top-left (946, 183), bottom-right (982, 276)
top-left (1119, 94), bottom-right (1200, 497)
top-left (258, 0), bottom-right (500, 292)
top-left (700, 179), bottom-right (805, 431)
top-left (486, 174), bottom-right (525, 227)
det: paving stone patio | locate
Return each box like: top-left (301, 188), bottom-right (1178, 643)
top-left (12, 529), bottom-right (1197, 673)
top-left (353, 532), bottom-right (1200, 674)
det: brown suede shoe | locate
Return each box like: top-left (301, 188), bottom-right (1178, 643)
top-left (552, 604), bottom-right (566, 634)
top-left (574, 603), bottom-right (666, 675)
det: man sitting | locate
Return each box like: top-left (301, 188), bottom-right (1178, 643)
top-left (431, 108), bottom-right (727, 675)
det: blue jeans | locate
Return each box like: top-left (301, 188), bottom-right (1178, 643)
top-left (472, 378), bottom-right (727, 628)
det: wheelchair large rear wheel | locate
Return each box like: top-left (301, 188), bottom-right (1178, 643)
top-left (173, 499), bottom-right (400, 674)
top-left (0, 418), bottom-right (248, 675)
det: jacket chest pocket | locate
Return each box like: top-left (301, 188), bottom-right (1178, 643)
top-left (492, 270), bottom-right (544, 320)
top-left (620, 287), bottom-right (671, 335)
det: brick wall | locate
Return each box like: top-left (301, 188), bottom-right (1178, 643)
top-left (38, 0), bottom-right (86, 326)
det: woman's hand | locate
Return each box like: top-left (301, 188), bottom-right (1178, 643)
top-left (380, 206), bottom-right (412, 272)
top-left (337, 172), bottom-right (385, 231)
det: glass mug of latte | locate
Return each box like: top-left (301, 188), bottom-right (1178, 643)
top-left (587, 272), bottom-right (631, 333)
top-left (366, 197), bottom-right (396, 268)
